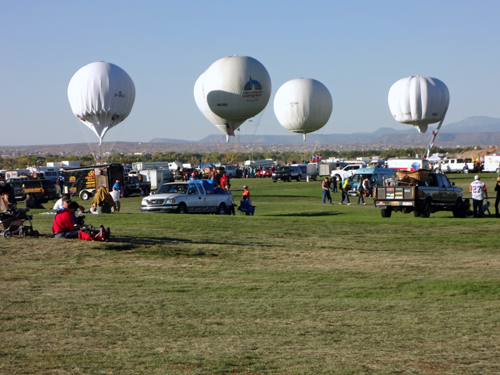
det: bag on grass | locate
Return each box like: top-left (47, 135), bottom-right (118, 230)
top-left (78, 227), bottom-right (108, 241)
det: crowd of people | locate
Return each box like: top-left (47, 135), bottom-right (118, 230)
top-left (321, 175), bottom-right (373, 206)
top-left (4, 162), bottom-right (500, 240)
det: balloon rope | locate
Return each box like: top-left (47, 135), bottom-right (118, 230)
top-left (426, 108), bottom-right (448, 158)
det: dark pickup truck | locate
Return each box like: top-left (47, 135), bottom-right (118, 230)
top-left (124, 176), bottom-right (151, 196)
top-left (374, 171), bottom-right (463, 218)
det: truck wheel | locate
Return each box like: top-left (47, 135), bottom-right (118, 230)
top-left (287, 176), bottom-right (292, 182)
top-left (177, 203), bottom-right (188, 214)
top-left (80, 191), bottom-right (91, 201)
top-left (381, 208), bottom-right (392, 218)
top-left (217, 203), bottom-right (227, 215)
top-left (420, 200), bottom-right (432, 218)
top-left (453, 199), bottom-right (464, 218)
top-left (413, 209), bottom-right (420, 217)
top-left (297, 175), bottom-right (301, 182)
top-left (273, 180), bottom-right (277, 183)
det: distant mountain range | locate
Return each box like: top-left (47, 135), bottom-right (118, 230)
top-left (148, 116), bottom-right (500, 146)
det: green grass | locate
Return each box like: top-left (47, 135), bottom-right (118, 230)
top-left (1, 173), bottom-right (500, 374)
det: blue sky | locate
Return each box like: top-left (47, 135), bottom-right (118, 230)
top-left (2, 1), bottom-right (500, 146)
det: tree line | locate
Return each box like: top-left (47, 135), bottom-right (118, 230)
top-left (0, 146), bottom-right (481, 170)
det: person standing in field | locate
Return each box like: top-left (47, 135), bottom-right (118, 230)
top-left (330, 175), bottom-right (337, 193)
top-left (322, 177), bottom-right (332, 204)
top-left (494, 176), bottom-right (500, 218)
top-left (110, 187), bottom-right (121, 212)
top-left (469, 175), bottom-right (487, 217)
top-left (340, 177), bottom-right (351, 205)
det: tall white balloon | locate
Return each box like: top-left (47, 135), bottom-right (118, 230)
top-left (274, 78), bottom-right (333, 140)
top-left (68, 61), bottom-right (136, 144)
top-left (195, 55), bottom-right (271, 138)
top-left (388, 76), bottom-right (449, 133)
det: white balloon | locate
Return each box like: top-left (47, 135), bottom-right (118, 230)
top-left (273, 78), bottom-right (332, 138)
top-left (68, 62), bottom-right (136, 143)
top-left (194, 72), bottom-right (239, 131)
top-left (388, 76), bottom-right (449, 133)
top-left (196, 55), bottom-right (271, 136)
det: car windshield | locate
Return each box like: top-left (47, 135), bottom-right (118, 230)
top-left (157, 184), bottom-right (188, 194)
top-left (352, 173), bottom-right (373, 183)
top-left (276, 167), bottom-right (290, 172)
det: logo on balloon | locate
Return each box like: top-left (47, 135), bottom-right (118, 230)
top-left (114, 92), bottom-right (126, 98)
top-left (243, 76), bottom-right (263, 102)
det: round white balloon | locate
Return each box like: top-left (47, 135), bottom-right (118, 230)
top-left (199, 55), bottom-right (271, 135)
top-left (68, 61), bottom-right (136, 143)
top-left (388, 76), bottom-right (449, 133)
top-left (273, 78), bottom-right (333, 135)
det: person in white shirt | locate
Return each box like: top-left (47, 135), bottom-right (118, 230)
top-left (53, 194), bottom-right (71, 213)
top-left (110, 187), bottom-right (121, 212)
top-left (469, 175), bottom-right (487, 217)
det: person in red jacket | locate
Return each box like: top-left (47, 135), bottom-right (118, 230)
top-left (219, 172), bottom-right (230, 190)
top-left (53, 201), bottom-right (81, 239)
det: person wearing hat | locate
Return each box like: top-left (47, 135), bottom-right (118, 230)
top-left (494, 176), bottom-right (500, 218)
top-left (112, 179), bottom-right (124, 197)
top-left (469, 175), bottom-right (487, 217)
top-left (52, 194), bottom-right (71, 213)
top-left (53, 201), bottom-right (81, 239)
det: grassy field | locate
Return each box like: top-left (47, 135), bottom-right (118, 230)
top-left (1, 173), bottom-right (500, 374)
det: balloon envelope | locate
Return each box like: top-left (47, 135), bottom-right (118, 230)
top-left (68, 61), bottom-right (136, 143)
top-left (388, 76), bottom-right (449, 133)
top-left (197, 55), bottom-right (271, 136)
top-left (273, 78), bottom-right (333, 135)
top-left (194, 72), bottom-right (240, 132)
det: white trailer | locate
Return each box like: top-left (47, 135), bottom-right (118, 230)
top-left (483, 155), bottom-right (500, 173)
top-left (132, 162), bottom-right (171, 171)
top-left (139, 168), bottom-right (173, 191)
top-left (319, 163), bottom-right (337, 176)
top-left (244, 159), bottom-right (275, 168)
top-left (387, 158), bottom-right (430, 171)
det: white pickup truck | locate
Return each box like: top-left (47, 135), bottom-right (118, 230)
top-left (437, 158), bottom-right (474, 173)
top-left (330, 164), bottom-right (365, 182)
top-left (140, 180), bottom-right (233, 214)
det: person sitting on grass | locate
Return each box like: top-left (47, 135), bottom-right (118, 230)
top-left (52, 201), bottom-right (81, 239)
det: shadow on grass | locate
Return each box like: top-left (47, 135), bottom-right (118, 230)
top-left (269, 212), bottom-right (344, 217)
top-left (102, 236), bottom-right (275, 251)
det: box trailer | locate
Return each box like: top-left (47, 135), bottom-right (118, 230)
top-left (63, 163), bottom-right (124, 200)
top-left (483, 155), bottom-right (500, 172)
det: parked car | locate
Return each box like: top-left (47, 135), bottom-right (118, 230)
top-left (3, 179), bottom-right (58, 203)
top-left (272, 166), bottom-right (303, 182)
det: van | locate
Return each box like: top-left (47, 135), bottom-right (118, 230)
top-left (222, 164), bottom-right (238, 178)
top-left (291, 164), bottom-right (318, 180)
top-left (349, 167), bottom-right (398, 196)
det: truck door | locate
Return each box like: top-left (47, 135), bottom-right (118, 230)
top-left (427, 174), bottom-right (442, 202)
top-left (437, 174), bottom-right (454, 202)
top-left (186, 183), bottom-right (205, 212)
